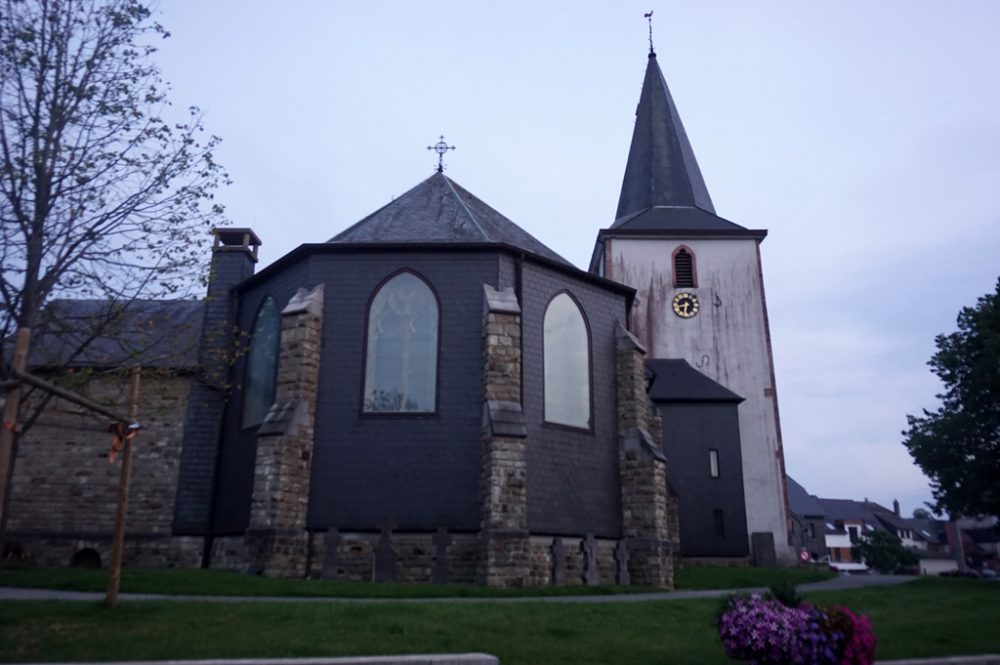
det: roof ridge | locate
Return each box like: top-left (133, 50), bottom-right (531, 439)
top-left (442, 175), bottom-right (492, 242)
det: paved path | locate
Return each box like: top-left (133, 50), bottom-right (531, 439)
top-left (0, 573), bottom-right (916, 604)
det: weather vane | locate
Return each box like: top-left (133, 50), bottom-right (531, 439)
top-left (427, 135), bottom-right (456, 173)
top-left (645, 10), bottom-right (655, 56)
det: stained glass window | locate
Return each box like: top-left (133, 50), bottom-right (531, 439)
top-left (242, 296), bottom-right (281, 429)
top-left (543, 292), bottom-right (590, 428)
top-left (364, 272), bottom-right (438, 413)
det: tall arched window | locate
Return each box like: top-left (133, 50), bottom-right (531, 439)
top-left (364, 271), bottom-right (439, 413)
top-left (242, 296), bottom-right (281, 429)
top-left (543, 292), bottom-right (591, 428)
top-left (673, 246), bottom-right (696, 288)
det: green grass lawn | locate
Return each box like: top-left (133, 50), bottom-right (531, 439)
top-left (0, 567), bottom-right (655, 598)
top-left (0, 564), bottom-right (833, 598)
top-left (673, 563), bottom-right (833, 590)
top-left (0, 578), bottom-right (997, 664)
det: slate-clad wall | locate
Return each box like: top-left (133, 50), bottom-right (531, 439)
top-left (208, 260), bottom-right (310, 534)
top-left (520, 262), bottom-right (627, 538)
top-left (174, 247), bottom-right (257, 534)
top-left (657, 401), bottom-right (749, 557)
top-left (305, 251), bottom-right (499, 532)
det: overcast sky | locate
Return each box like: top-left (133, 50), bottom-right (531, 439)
top-left (153, 1), bottom-right (1000, 518)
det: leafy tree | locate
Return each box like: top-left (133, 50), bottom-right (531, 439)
top-left (851, 530), bottom-right (919, 574)
top-left (911, 508), bottom-right (932, 519)
top-left (0, 0), bottom-right (228, 532)
top-left (0, 0), bottom-right (228, 424)
top-left (902, 278), bottom-right (1000, 521)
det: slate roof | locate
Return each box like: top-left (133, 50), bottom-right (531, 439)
top-left (910, 518), bottom-right (948, 545)
top-left (786, 476), bottom-right (826, 519)
top-left (329, 172), bottom-right (571, 266)
top-left (646, 358), bottom-right (743, 403)
top-left (818, 498), bottom-right (883, 527)
top-left (27, 299), bottom-right (203, 369)
top-left (864, 503), bottom-right (910, 531)
top-left (605, 53), bottom-right (764, 239)
top-left (616, 53), bottom-right (715, 219)
top-left (608, 206), bottom-right (764, 237)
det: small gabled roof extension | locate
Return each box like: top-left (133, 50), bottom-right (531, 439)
top-left (330, 171), bottom-right (571, 266)
top-left (646, 358), bottom-right (743, 403)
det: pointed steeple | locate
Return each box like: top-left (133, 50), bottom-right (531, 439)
top-left (614, 53), bottom-right (716, 224)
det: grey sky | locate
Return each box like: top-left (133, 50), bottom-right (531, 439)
top-left (153, 1), bottom-right (1000, 517)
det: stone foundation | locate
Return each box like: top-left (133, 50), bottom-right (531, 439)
top-left (305, 531), bottom-right (481, 583)
top-left (526, 536), bottom-right (618, 586)
top-left (5, 533), bottom-right (202, 569)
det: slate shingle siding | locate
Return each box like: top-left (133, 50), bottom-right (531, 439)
top-left (195, 246), bottom-right (630, 540)
top-left (656, 402), bottom-right (749, 557)
top-left (520, 262), bottom-right (627, 538)
top-left (174, 250), bottom-right (257, 534)
top-left (209, 259), bottom-right (310, 534)
top-left (303, 251), bottom-right (496, 532)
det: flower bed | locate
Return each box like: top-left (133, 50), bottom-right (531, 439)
top-left (716, 593), bottom-right (876, 665)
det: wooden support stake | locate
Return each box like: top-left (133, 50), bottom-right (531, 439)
top-left (105, 366), bottom-right (141, 609)
top-left (0, 327), bottom-right (31, 543)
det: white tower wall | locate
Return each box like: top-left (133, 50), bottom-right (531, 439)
top-left (605, 236), bottom-right (792, 562)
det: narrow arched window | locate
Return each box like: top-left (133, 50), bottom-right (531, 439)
top-left (543, 292), bottom-right (591, 428)
top-left (364, 272), bottom-right (439, 413)
top-left (242, 296), bottom-right (281, 429)
top-left (673, 247), bottom-right (696, 288)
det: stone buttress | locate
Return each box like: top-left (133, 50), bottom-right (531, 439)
top-left (478, 285), bottom-right (530, 586)
top-left (244, 284), bottom-right (324, 576)
top-left (616, 321), bottom-right (673, 589)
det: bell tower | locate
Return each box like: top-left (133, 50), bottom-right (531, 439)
top-left (592, 50), bottom-right (793, 563)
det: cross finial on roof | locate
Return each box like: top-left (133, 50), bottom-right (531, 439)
top-left (427, 135), bottom-right (456, 173)
top-left (644, 11), bottom-right (655, 56)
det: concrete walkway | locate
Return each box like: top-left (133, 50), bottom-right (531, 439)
top-left (0, 573), bottom-right (916, 604)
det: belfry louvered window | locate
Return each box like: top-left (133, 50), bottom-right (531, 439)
top-left (673, 247), bottom-right (696, 288)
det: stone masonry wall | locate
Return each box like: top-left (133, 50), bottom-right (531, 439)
top-left (6, 372), bottom-right (199, 567)
top-left (245, 285), bottom-right (324, 577)
top-left (526, 536), bottom-right (617, 586)
top-left (305, 531), bottom-right (480, 584)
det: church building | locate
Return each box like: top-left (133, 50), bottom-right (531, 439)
top-left (4, 46), bottom-right (792, 586)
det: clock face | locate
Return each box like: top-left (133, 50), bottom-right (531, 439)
top-left (672, 292), bottom-right (700, 318)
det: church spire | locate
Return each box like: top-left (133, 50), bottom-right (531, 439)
top-left (614, 51), bottom-right (716, 223)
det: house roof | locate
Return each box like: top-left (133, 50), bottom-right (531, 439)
top-left (909, 518), bottom-right (948, 545)
top-left (615, 53), bottom-right (715, 220)
top-left (645, 358), bottom-right (743, 403)
top-left (786, 476), bottom-right (826, 519)
top-left (329, 172), bottom-right (571, 266)
top-left (27, 299), bottom-right (203, 370)
top-left (818, 498), bottom-right (882, 527)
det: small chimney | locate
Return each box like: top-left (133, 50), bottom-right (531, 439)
top-left (213, 227), bottom-right (262, 262)
top-left (893, 499), bottom-right (900, 517)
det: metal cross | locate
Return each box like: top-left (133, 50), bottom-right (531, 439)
top-left (644, 11), bottom-right (655, 55)
top-left (427, 135), bottom-right (456, 173)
